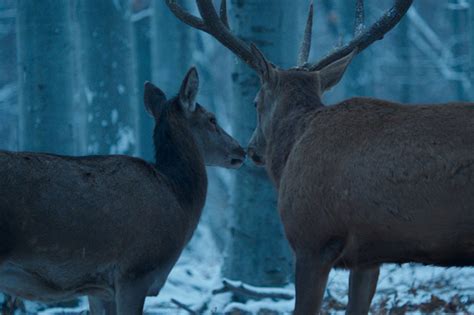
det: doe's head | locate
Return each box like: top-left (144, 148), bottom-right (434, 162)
top-left (144, 67), bottom-right (246, 169)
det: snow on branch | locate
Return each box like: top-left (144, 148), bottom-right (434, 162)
top-left (130, 7), bottom-right (153, 23)
top-left (407, 6), bottom-right (472, 91)
top-left (212, 279), bottom-right (294, 300)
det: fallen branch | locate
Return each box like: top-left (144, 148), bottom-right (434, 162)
top-left (170, 298), bottom-right (197, 315)
top-left (212, 279), bottom-right (294, 300)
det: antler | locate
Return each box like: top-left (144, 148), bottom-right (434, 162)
top-left (165, 0), bottom-right (259, 71)
top-left (308, 0), bottom-right (413, 71)
top-left (167, 0), bottom-right (413, 74)
top-left (297, 1), bottom-right (314, 67)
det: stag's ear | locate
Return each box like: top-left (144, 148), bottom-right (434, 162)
top-left (179, 67), bottom-right (199, 113)
top-left (250, 43), bottom-right (275, 83)
top-left (144, 81), bottom-right (167, 118)
top-left (318, 50), bottom-right (356, 92)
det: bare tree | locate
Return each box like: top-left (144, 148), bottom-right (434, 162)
top-left (17, 0), bottom-right (77, 155)
top-left (76, 0), bottom-right (137, 155)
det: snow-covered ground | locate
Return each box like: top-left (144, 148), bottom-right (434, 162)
top-left (7, 220), bottom-right (471, 315)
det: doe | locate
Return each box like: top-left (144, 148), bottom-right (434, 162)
top-left (0, 67), bottom-right (245, 314)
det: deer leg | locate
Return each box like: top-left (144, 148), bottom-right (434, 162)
top-left (88, 296), bottom-right (116, 315)
top-left (294, 240), bottom-right (345, 315)
top-left (114, 276), bottom-right (151, 315)
top-left (346, 265), bottom-right (380, 315)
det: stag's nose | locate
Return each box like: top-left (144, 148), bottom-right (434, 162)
top-left (247, 147), bottom-right (265, 166)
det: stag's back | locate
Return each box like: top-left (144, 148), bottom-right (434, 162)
top-left (279, 99), bottom-right (474, 265)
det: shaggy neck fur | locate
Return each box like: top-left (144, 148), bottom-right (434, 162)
top-left (266, 79), bottom-right (324, 188)
top-left (153, 99), bottom-right (207, 214)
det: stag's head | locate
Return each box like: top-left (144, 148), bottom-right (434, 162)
top-left (144, 67), bottom-right (246, 169)
top-left (167, 0), bottom-right (413, 166)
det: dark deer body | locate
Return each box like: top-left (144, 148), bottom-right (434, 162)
top-left (0, 68), bottom-right (245, 314)
top-left (168, 1), bottom-right (473, 314)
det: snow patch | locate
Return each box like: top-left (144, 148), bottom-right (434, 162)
top-left (83, 86), bottom-right (95, 105)
top-left (111, 109), bottom-right (118, 124)
top-left (117, 84), bottom-right (125, 95)
top-left (109, 126), bottom-right (135, 154)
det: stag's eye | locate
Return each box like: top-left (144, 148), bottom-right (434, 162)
top-left (209, 117), bottom-right (217, 125)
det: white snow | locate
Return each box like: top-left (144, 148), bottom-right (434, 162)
top-left (83, 86), bottom-right (95, 105)
top-left (116, 84), bottom-right (125, 95)
top-left (130, 8), bottom-right (153, 23)
top-left (111, 109), bottom-right (119, 125)
top-left (0, 83), bottom-right (16, 108)
top-left (109, 126), bottom-right (135, 154)
top-left (29, 219), bottom-right (474, 314)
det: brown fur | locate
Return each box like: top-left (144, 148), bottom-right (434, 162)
top-left (253, 68), bottom-right (474, 314)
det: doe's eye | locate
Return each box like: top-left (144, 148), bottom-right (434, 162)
top-left (209, 117), bottom-right (217, 125)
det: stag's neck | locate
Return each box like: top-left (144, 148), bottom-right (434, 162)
top-left (153, 109), bottom-right (207, 215)
top-left (266, 96), bottom-right (324, 188)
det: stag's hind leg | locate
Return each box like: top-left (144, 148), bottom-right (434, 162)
top-left (88, 296), bottom-right (116, 315)
top-left (294, 239), bottom-right (346, 315)
top-left (346, 266), bottom-right (380, 315)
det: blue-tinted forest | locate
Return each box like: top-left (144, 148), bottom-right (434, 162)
top-left (0, 0), bottom-right (473, 314)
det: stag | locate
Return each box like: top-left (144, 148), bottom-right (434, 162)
top-left (167, 1), bottom-right (474, 314)
top-left (0, 67), bottom-right (246, 315)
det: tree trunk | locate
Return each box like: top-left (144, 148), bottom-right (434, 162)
top-left (131, 0), bottom-right (154, 161)
top-left (223, 0), bottom-right (299, 287)
top-left (339, 0), bottom-right (373, 97)
top-left (151, 0), bottom-right (193, 95)
top-left (0, 0), bottom-right (18, 151)
top-left (392, 8), bottom-right (412, 103)
top-left (448, 0), bottom-right (470, 100)
top-left (17, 0), bottom-right (76, 155)
top-left (76, 0), bottom-right (137, 155)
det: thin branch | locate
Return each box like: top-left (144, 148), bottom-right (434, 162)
top-left (212, 280), bottom-right (294, 300)
top-left (170, 298), bottom-right (198, 315)
top-left (354, 0), bottom-right (365, 36)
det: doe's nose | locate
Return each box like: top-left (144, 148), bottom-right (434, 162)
top-left (247, 147), bottom-right (264, 165)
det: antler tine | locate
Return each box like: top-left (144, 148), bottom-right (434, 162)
top-left (219, 0), bottom-right (230, 29)
top-left (165, 0), bottom-right (206, 31)
top-left (354, 0), bottom-right (364, 36)
top-left (166, 0), bottom-right (259, 71)
top-left (308, 0), bottom-right (413, 71)
top-left (297, 1), bottom-right (314, 67)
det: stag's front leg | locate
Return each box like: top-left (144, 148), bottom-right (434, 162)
top-left (294, 249), bottom-right (340, 315)
top-left (115, 275), bottom-right (152, 315)
top-left (346, 266), bottom-right (380, 315)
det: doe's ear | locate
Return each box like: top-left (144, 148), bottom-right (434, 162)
top-left (179, 67), bottom-right (199, 113)
top-left (318, 50), bottom-right (356, 92)
top-left (250, 43), bottom-right (275, 83)
top-left (144, 81), bottom-right (166, 118)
